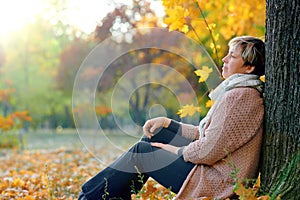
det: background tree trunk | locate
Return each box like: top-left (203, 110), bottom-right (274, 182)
top-left (261, 0), bottom-right (300, 199)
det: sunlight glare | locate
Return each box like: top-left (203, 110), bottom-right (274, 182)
top-left (0, 0), bottom-right (165, 38)
top-left (0, 0), bottom-right (44, 37)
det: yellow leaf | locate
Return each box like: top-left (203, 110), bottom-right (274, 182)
top-left (194, 66), bottom-right (213, 82)
top-left (260, 75), bottom-right (265, 82)
top-left (234, 180), bottom-right (257, 200)
top-left (205, 100), bottom-right (214, 108)
top-left (258, 196), bottom-right (270, 200)
top-left (23, 196), bottom-right (35, 200)
top-left (207, 23), bottom-right (216, 31)
top-left (177, 104), bottom-right (201, 118)
top-left (12, 178), bottom-right (25, 187)
top-left (181, 24), bottom-right (189, 33)
top-left (253, 172), bottom-right (261, 190)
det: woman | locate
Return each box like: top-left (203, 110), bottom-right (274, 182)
top-left (78, 36), bottom-right (265, 200)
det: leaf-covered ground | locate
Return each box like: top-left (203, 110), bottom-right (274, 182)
top-left (0, 148), bottom-right (99, 199)
top-left (0, 131), bottom-right (172, 200)
top-left (0, 131), bottom-right (272, 200)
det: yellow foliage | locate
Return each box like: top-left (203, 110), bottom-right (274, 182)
top-left (194, 66), bottom-right (213, 82)
top-left (0, 148), bottom-right (280, 199)
top-left (0, 149), bottom-right (100, 199)
top-left (162, 0), bottom-right (266, 64)
top-left (232, 173), bottom-right (280, 200)
top-left (131, 179), bottom-right (175, 200)
top-left (164, 5), bottom-right (190, 33)
top-left (177, 104), bottom-right (201, 118)
top-left (234, 179), bottom-right (258, 200)
top-left (166, 0), bottom-right (266, 123)
top-left (205, 100), bottom-right (214, 108)
top-left (253, 173), bottom-right (261, 190)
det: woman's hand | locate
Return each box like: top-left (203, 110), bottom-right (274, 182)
top-left (151, 142), bottom-right (179, 155)
top-left (143, 117), bottom-right (171, 138)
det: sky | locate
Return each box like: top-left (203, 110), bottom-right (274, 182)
top-left (0, 0), bottom-right (165, 38)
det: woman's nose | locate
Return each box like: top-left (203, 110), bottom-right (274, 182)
top-left (222, 55), bottom-right (228, 63)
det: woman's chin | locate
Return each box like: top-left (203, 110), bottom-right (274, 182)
top-left (222, 72), bottom-right (228, 79)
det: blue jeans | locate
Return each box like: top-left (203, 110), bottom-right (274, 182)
top-left (79, 124), bottom-right (195, 200)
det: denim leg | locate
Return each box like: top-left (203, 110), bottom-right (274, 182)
top-left (79, 128), bottom-right (194, 200)
top-left (80, 148), bottom-right (148, 200)
top-left (124, 140), bottom-right (195, 193)
top-left (78, 191), bottom-right (87, 200)
top-left (141, 127), bottom-right (191, 146)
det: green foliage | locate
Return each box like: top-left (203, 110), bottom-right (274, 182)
top-left (0, 132), bottom-right (19, 149)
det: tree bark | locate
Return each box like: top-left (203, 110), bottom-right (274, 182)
top-left (261, 0), bottom-right (300, 199)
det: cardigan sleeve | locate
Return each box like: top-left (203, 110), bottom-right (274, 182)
top-left (182, 88), bottom-right (264, 165)
top-left (166, 120), bottom-right (199, 141)
top-left (181, 123), bottom-right (199, 140)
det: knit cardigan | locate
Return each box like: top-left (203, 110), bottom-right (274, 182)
top-left (175, 87), bottom-right (264, 199)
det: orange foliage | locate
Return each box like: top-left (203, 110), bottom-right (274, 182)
top-left (73, 104), bottom-right (112, 116)
top-left (0, 115), bottom-right (14, 131)
top-left (0, 149), bottom-right (99, 200)
top-left (95, 105), bottom-right (112, 116)
top-left (0, 148), bottom-right (278, 199)
top-left (0, 84), bottom-right (31, 132)
top-left (0, 111), bottom-right (31, 132)
top-left (131, 179), bottom-right (174, 200)
top-left (10, 111), bottom-right (32, 122)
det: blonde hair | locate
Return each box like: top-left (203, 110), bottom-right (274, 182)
top-left (229, 36), bottom-right (265, 76)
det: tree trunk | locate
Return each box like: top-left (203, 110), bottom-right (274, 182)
top-left (261, 0), bottom-right (300, 199)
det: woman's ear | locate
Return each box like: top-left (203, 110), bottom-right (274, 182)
top-left (245, 65), bottom-right (255, 74)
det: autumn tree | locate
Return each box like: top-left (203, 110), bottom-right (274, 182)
top-left (89, 0), bottom-right (204, 127)
top-left (94, 0), bottom-right (159, 43)
top-left (162, 0), bottom-right (300, 198)
top-left (0, 15), bottom-right (65, 128)
top-left (162, 0), bottom-right (265, 66)
top-left (0, 44), bottom-right (5, 67)
top-left (260, 0), bottom-right (300, 198)
top-left (56, 37), bottom-right (93, 93)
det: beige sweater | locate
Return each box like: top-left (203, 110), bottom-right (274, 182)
top-left (176, 87), bottom-right (264, 199)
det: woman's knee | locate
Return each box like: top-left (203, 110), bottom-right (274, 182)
top-left (130, 141), bottom-right (153, 154)
top-left (78, 191), bottom-right (87, 200)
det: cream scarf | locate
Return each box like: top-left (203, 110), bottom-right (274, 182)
top-left (198, 73), bottom-right (264, 138)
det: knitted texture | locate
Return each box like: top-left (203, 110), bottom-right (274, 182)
top-left (176, 87), bottom-right (264, 199)
top-left (181, 123), bottom-right (199, 140)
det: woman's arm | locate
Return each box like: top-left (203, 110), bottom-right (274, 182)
top-left (143, 117), bottom-right (199, 140)
top-left (164, 119), bottom-right (199, 140)
top-left (181, 123), bottom-right (199, 140)
top-left (143, 117), bottom-right (170, 138)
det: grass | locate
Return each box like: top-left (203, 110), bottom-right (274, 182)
top-left (21, 128), bottom-right (140, 150)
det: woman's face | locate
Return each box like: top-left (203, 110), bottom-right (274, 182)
top-left (221, 46), bottom-right (249, 79)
